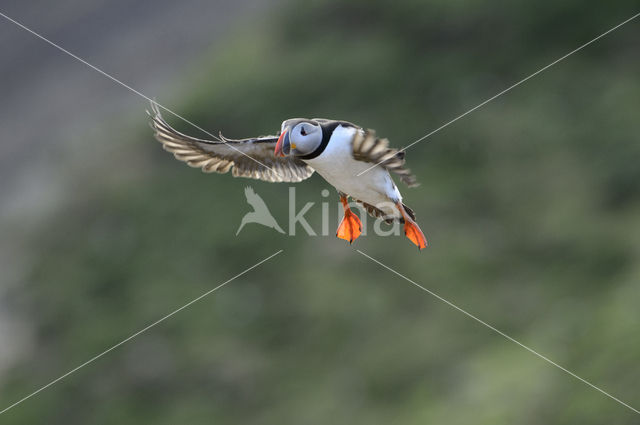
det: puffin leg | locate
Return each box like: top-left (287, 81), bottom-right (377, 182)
top-left (396, 202), bottom-right (427, 250)
top-left (336, 195), bottom-right (362, 244)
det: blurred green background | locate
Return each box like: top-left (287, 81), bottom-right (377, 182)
top-left (1, 0), bottom-right (639, 423)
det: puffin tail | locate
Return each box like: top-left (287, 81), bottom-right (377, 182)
top-left (402, 203), bottom-right (416, 222)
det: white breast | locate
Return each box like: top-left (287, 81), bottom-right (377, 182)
top-left (304, 125), bottom-right (402, 218)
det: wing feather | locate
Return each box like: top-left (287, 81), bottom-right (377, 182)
top-left (351, 129), bottom-right (418, 187)
top-left (149, 103), bottom-right (314, 183)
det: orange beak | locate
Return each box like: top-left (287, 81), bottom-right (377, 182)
top-left (274, 129), bottom-right (288, 157)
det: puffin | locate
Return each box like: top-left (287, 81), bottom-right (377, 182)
top-left (149, 103), bottom-right (427, 249)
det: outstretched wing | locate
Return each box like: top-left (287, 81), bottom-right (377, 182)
top-left (149, 103), bottom-right (314, 183)
top-left (351, 130), bottom-right (418, 187)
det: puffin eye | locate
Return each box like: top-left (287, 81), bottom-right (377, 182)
top-left (300, 126), bottom-right (307, 136)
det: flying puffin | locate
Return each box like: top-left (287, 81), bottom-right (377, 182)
top-left (148, 103), bottom-right (427, 249)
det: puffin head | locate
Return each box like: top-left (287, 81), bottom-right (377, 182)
top-left (274, 119), bottom-right (322, 157)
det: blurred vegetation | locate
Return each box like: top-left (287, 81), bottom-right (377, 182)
top-left (2, 0), bottom-right (640, 423)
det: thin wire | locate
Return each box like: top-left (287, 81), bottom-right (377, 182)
top-left (357, 249), bottom-right (640, 415)
top-left (0, 10), bottom-right (280, 176)
top-left (356, 11), bottom-right (640, 177)
top-left (0, 250), bottom-right (283, 415)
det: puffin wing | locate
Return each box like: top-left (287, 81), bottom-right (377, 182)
top-left (351, 129), bottom-right (418, 187)
top-left (149, 104), bottom-right (314, 183)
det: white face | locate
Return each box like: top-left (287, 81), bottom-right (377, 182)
top-left (289, 122), bottom-right (322, 156)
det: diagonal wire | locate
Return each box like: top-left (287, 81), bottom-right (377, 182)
top-left (357, 249), bottom-right (640, 415)
top-left (0, 10), bottom-right (281, 176)
top-left (0, 249), bottom-right (283, 416)
top-left (356, 11), bottom-right (640, 177)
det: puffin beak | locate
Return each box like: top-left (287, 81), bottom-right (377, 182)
top-left (274, 128), bottom-right (290, 157)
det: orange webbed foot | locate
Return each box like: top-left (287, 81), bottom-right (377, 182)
top-left (404, 220), bottom-right (427, 250)
top-left (395, 201), bottom-right (427, 250)
top-left (336, 210), bottom-right (362, 244)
